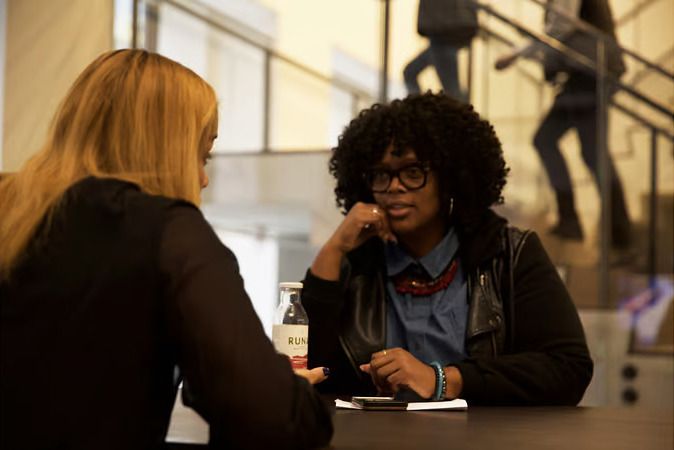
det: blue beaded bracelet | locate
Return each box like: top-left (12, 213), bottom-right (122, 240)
top-left (430, 361), bottom-right (446, 401)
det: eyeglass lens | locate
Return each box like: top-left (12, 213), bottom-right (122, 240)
top-left (370, 164), bottom-right (428, 192)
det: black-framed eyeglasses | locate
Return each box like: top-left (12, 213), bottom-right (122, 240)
top-left (366, 162), bottom-right (431, 193)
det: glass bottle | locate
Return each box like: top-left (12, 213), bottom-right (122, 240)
top-left (272, 282), bottom-right (308, 370)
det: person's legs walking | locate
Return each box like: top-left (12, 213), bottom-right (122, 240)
top-left (574, 101), bottom-right (632, 248)
top-left (533, 96), bottom-right (582, 239)
top-left (428, 40), bottom-right (464, 101)
top-left (403, 47), bottom-right (432, 95)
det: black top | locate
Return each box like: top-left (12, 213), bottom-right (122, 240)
top-left (0, 177), bottom-right (332, 449)
top-left (417, 0), bottom-right (478, 45)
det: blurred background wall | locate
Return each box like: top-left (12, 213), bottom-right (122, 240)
top-left (1, 0), bottom-right (112, 171)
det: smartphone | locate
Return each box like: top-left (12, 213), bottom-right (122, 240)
top-left (351, 396), bottom-right (408, 410)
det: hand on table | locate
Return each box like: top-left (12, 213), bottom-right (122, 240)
top-left (295, 367), bottom-right (330, 385)
top-left (359, 348), bottom-right (436, 399)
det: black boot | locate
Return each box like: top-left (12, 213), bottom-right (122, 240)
top-left (550, 190), bottom-right (584, 241)
top-left (610, 181), bottom-right (632, 249)
top-left (550, 219), bottom-right (584, 240)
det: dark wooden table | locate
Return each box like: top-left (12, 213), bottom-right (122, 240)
top-left (167, 399), bottom-right (673, 449)
top-left (328, 407), bottom-right (672, 449)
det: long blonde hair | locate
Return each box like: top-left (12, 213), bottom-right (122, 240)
top-left (0, 49), bottom-right (218, 277)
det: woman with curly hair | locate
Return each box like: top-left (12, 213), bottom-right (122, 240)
top-left (302, 92), bottom-right (593, 405)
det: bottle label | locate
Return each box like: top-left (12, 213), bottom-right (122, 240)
top-left (272, 324), bottom-right (308, 370)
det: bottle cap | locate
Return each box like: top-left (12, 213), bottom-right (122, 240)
top-left (279, 281), bottom-right (303, 289)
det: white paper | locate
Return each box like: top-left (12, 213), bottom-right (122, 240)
top-left (335, 398), bottom-right (467, 411)
top-left (335, 399), bottom-right (362, 409)
top-left (406, 399), bottom-right (467, 410)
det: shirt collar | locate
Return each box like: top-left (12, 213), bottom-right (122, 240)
top-left (385, 228), bottom-right (460, 278)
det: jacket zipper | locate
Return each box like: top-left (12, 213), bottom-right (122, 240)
top-left (480, 271), bottom-right (498, 356)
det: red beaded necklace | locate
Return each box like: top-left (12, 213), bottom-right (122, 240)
top-left (392, 259), bottom-right (459, 296)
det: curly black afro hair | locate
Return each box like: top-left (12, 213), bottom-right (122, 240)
top-left (329, 92), bottom-right (509, 233)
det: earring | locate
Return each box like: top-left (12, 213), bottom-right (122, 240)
top-left (449, 197), bottom-right (454, 217)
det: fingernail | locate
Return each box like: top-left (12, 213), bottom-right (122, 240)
top-left (323, 367), bottom-right (331, 376)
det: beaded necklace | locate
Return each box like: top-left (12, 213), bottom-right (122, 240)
top-left (392, 259), bottom-right (459, 296)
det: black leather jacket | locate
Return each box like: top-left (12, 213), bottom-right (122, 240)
top-left (336, 226), bottom-right (528, 373)
top-left (303, 210), bottom-right (593, 405)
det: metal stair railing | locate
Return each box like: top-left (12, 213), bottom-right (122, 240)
top-left (471, 0), bottom-right (673, 301)
top-left (615, 0), bottom-right (662, 28)
top-left (525, 0), bottom-right (674, 82)
top-left (476, 25), bottom-right (674, 143)
top-left (628, 46), bottom-right (674, 88)
top-left (470, 1), bottom-right (673, 121)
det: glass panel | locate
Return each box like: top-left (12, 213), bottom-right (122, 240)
top-left (259, 0), bottom-right (380, 150)
top-left (257, 0), bottom-right (380, 78)
top-left (156, 2), bottom-right (265, 153)
top-left (213, 228), bottom-right (279, 337)
top-left (269, 59), bottom-right (332, 151)
top-left (476, 0), bottom-right (673, 307)
top-left (113, 0), bottom-right (134, 49)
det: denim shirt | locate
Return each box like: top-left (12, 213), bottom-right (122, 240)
top-left (384, 228), bottom-right (468, 365)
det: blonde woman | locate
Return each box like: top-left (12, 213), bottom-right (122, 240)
top-left (0, 50), bottom-right (332, 449)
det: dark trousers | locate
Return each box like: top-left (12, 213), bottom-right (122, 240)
top-left (533, 73), bottom-right (631, 244)
top-left (403, 38), bottom-right (466, 102)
